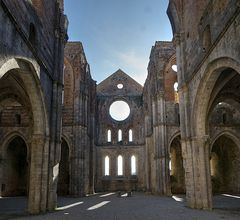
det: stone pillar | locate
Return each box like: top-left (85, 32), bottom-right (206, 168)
top-left (154, 92), bottom-right (171, 195)
top-left (47, 9), bottom-right (66, 210)
top-left (28, 134), bottom-right (49, 214)
top-left (174, 33), bottom-right (212, 209)
top-left (110, 155), bottom-right (115, 177)
top-left (194, 136), bottom-right (212, 209)
top-left (70, 90), bottom-right (90, 196)
top-left (47, 81), bottom-right (62, 211)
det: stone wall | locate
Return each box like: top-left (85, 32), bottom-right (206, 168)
top-left (167, 0), bottom-right (240, 209)
top-left (0, 0), bottom-right (67, 214)
top-left (62, 42), bottom-right (96, 196)
top-left (143, 41), bottom-right (181, 195)
top-left (95, 69), bottom-right (145, 192)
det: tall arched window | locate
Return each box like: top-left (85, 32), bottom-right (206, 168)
top-left (107, 130), bottom-right (111, 142)
top-left (104, 156), bottom-right (110, 176)
top-left (118, 129), bottom-right (122, 142)
top-left (174, 82), bottom-right (179, 103)
top-left (117, 155), bottom-right (123, 176)
top-left (131, 155), bottom-right (136, 175)
top-left (129, 129), bottom-right (133, 142)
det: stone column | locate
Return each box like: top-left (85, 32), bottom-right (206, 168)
top-left (28, 134), bottom-right (49, 214)
top-left (174, 33), bottom-right (212, 209)
top-left (154, 92), bottom-right (171, 195)
top-left (47, 80), bottom-right (62, 211)
top-left (194, 136), bottom-right (212, 209)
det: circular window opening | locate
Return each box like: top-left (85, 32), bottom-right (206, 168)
top-left (109, 101), bottom-right (130, 121)
top-left (117, 84), bottom-right (123, 89)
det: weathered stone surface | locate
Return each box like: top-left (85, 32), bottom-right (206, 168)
top-left (1, 0), bottom-right (240, 216)
top-left (0, 0), bottom-right (67, 214)
top-left (167, 0), bottom-right (240, 209)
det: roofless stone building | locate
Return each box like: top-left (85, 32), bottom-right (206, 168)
top-left (0, 0), bottom-right (239, 214)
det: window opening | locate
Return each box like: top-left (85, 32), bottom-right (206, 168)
top-left (174, 82), bottom-right (179, 103)
top-left (117, 155), bottom-right (123, 176)
top-left (129, 129), bottom-right (133, 142)
top-left (107, 130), bottom-right (111, 142)
top-left (109, 101), bottom-right (130, 121)
top-left (171, 64), bottom-right (177, 72)
top-left (117, 84), bottom-right (123, 89)
top-left (104, 156), bottom-right (110, 176)
top-left (131, 155), bottom-right (136, 175)
top-left (118, 129), bottom-right (122, 142)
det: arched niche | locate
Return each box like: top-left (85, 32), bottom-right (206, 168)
top-left (2, 136), bottom-right (29, 197)
top-left (210, 135), bottom-right (240, 194)
top-left (57, 138), bottom-right (70, 196)
top-left (169, 135), bottom-right (185, 194)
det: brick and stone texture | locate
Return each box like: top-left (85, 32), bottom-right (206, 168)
top-left (95, 70), bottom-right (145, 192)
top-left (1, 0), bottom-right (240, 216)
top-left (62, 42), bottom-right (96, 196)
top-left (167, 0), bottom-right (240, 209)
top-left (0, 0), bottom-right (67, 214)
top-left (143, 41), bottom-right (183, 195)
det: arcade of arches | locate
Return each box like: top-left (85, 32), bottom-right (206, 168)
top-left (0, 0), bottom-right (240, 215)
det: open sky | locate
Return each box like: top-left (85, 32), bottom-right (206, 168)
top-left (65, 0), bottom-right (173, 85)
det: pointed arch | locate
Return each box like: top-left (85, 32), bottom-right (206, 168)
top-left (0, 58), bottom-right (50, 213)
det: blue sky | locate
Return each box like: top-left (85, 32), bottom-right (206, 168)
top-left (65, 0), bottom-right (173, 85)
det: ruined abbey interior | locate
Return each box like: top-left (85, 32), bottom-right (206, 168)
top-left (0, 0), bottom-right (240, 215)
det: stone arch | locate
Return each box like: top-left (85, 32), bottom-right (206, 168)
top-left (193, 57), bottom-right (240, 137)
top-left (169, 135), bottom-right (185, 194)
top-left (61, 134), bottom-right (72, 156)
top-left (208, 97), bottom-right (240, 120)
top-left (0, 58), bottom-right (50, 213)
top-left (210, 131), bottom-right (240, 152)
top-left (1, 135), bottom-right (29, 197)
top-left (167, 0), bottom-right (181, 35)
top-left (191, 57), bottom-right (240, 208)
top-left (1, 131), bottom-right (30, 160)
top-left (210, 134), bottom-right (240, 194)
top-left (0, 58), bottom-right (49, 135)
top-left (57, 137), bottom-right (70, 195)
top-left (168, 131), bottom-right (181, 151)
